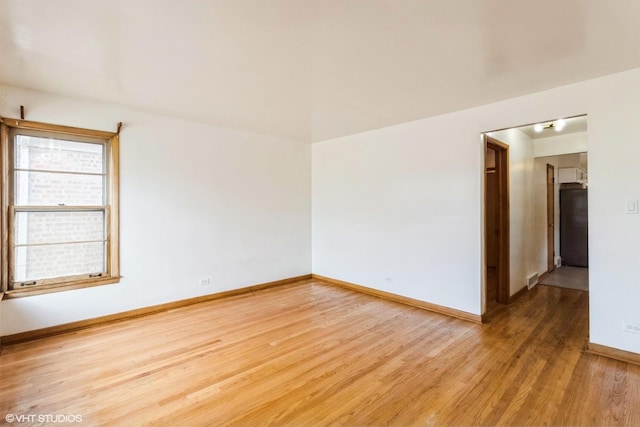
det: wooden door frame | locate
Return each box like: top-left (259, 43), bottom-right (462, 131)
top-left (484, 136), bottom-right (510, 308)
top-left (546, 164), bottom-right (555, 274)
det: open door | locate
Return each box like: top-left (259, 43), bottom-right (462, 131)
top-left (485, 136), bottom-right (510, 314)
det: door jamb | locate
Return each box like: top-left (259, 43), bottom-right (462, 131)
top-left (547, 164), bottom-right (555, 274)
top-left (485, 136), bottom-right (510, 308)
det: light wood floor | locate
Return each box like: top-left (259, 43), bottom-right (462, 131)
top-left (1, 279), bottom-right (638, 426)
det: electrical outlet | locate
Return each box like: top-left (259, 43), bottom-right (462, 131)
top-left (199, 278), bottom-right (211, 286)
top-left (623, 322), bottom-right (640, 335)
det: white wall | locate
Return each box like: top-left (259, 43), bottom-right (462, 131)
top-left (313, 115), bottom-right (482, 314)
top-left (312, 67), bottom-right (640, 355)
top-left (0, 86), bottom-right (311, 336)
top-left (534, 132), bottom-right (588, 158)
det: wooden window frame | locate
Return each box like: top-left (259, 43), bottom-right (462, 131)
top-left (0, 118), bottom-right (120, 298)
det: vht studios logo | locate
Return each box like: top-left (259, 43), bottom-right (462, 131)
top-left (5, 413), bottom-right (83, 423)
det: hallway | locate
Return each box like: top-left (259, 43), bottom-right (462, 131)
top-left (540, 266), bottom-right (589, 291)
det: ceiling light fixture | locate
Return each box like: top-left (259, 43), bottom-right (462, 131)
top-left (533, 119), bottom-right (568, 133)
top-left (554, 119), bottom-right (566, 132)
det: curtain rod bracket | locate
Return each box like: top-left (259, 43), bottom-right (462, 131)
top-left (20, 105), bottom-right (25, 120)
top-left (116, 122), bottom-right (123, 134)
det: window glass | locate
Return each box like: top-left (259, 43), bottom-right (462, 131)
top-left (14, 210), bottom-right (105, 245)
top-left (14, 242), bottom-right (105, 282)
top-left (14, 171), bottom-right (104, 206)
top-left (15, 135), bottom-right (104, 173)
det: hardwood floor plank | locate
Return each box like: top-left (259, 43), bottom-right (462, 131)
top-left (1, 280), bottom-right (639, 426)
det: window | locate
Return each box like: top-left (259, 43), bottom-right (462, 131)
top-left (1, 118), bottom-right (120, 297)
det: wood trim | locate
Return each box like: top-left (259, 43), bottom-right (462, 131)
top-left (485, 136), bottom-right (510, 305)
top-left (3, 276), bottom-right (121, 299)
top-left (586, 342), bottom-right (640, 366)
top-left (481, 312), bottom-right (489, 323)
top-left (0, 274), bottom-right (312, 345)
top-left (1, 117), bottom-right (116, 139)
top-left (546, 164), bottom-right (555, 274)
top-left (509, 285), bottom-right (528, 303)
top-left (312, 274), bottom-right (482, 324)
top-left (109, 133), bottom-right (120, 278)
top-left (0, 124), bottom-right (8, 293)
top-left (485, 135), bottom-right (511, 304)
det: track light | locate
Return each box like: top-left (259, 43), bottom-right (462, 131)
top-left (533, 119), bottom-right (568, 133)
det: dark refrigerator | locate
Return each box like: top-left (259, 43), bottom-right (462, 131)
top-left (560, 188), bottom-right (588, 267)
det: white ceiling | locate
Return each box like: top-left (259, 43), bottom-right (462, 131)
top-left (1, 1), bottom-right (639, 143)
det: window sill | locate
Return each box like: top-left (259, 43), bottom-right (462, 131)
top-left (3, 276), bottom-right (121, 299)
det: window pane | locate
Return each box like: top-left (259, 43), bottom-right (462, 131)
top-left (14, 211), bottom-right (105, 245)
top-left (15, 171), bottom-right (104, 206)
top-left (15, 135), bottom-right (104, 173)
top-left (14, 242), bottom-right (105, 282)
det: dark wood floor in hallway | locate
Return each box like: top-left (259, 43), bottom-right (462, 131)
top-left (1, 279), bottom-right (638, 426)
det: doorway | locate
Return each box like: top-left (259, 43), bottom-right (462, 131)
top-left (484, 136), bottom-right (510, 314)
top-left (540, 154), bottom-right (589, 291)
top-left (482, 115), bottom-right (589, 320)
